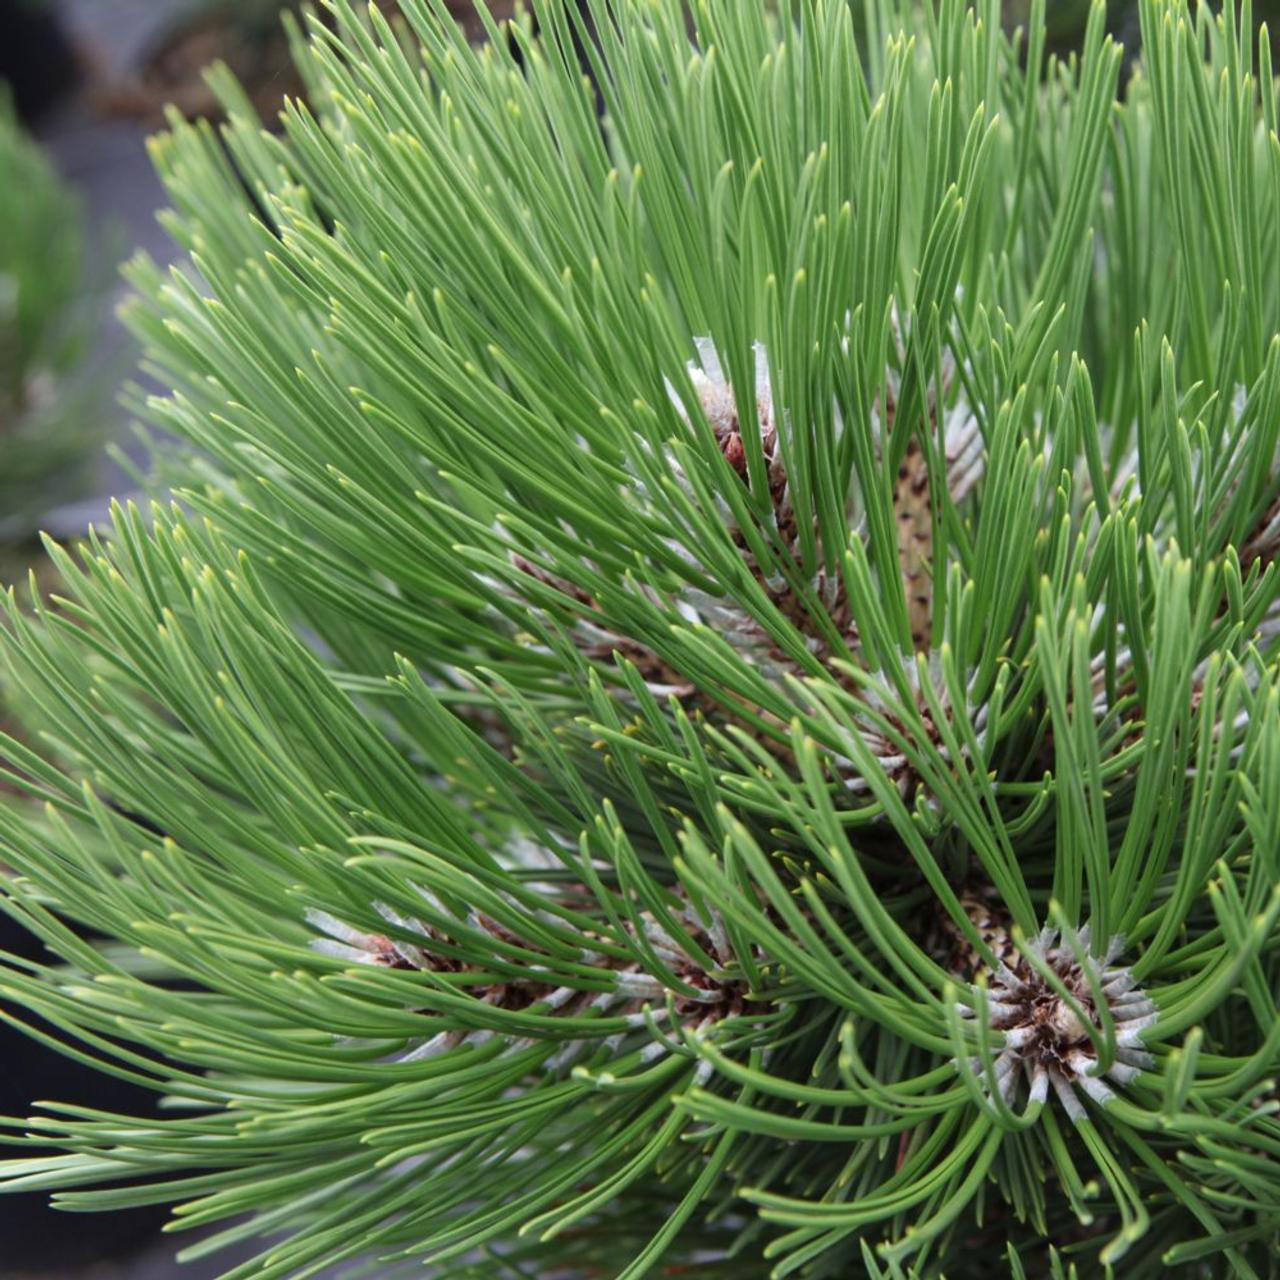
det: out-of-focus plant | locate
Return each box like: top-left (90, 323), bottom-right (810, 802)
top-left (0, 98), bottom-right (101, 546)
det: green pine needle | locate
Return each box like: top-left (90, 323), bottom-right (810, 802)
top-left (1, 1), bottom-right (1279, 1276)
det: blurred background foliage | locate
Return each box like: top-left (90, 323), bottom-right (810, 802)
top-left (0, 99), bottom-right (97, 542)
top-left (2, 1), bottom-right (1280, 1277)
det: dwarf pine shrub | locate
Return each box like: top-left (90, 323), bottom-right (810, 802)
top-left (1, 1), bottom-right (1279, 1276)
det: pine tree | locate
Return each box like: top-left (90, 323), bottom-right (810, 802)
top-left (1, 1), bottom-right (1279, 1276)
